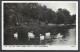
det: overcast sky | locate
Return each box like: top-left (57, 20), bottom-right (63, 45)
top-left (40, 3), bottom-right (76, 15)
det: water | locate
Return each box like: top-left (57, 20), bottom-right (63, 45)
top-left (65, 28), bottom-right (76, 45)
top-left (46, 28), bottom-right (76, 45)
top-left (4, 25), bottom-right (76, 45)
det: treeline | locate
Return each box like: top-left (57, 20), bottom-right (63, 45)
top-left (4, 3), bottom-right (76, 27)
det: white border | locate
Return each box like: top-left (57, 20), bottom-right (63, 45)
top-left (1, 1), bottom-right (78, 50)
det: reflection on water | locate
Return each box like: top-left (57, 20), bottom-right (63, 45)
top-left (4, 25), bottom-right (76, 45)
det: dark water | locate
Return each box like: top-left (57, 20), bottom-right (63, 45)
top-left (4, 25), bottom-right (75, 45)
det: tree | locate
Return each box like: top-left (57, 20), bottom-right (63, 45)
top-left (69, 14), bottom-right (76, 24)
top-left (55, 8), bottom-right (65, 24)
top-left (4, 3), bottom-right (18, 27)
top-left (55, 8), bottom-right (72, 24)
top-left (4, 3), bottom-right (73, 28)
top-left (62, 9), bottom-right (71, 24)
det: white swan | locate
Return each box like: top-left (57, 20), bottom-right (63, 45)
top-left (13, 32), bottom-right (18, 39)
top-left (45, 32), bottom-right (51, 39)
top-left (28, 31), bottom-right (35, 40)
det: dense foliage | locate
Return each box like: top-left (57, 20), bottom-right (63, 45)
top-left (4, 3), bottom-right (76, 28)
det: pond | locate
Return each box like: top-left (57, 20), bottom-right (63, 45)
top-left (4, 25), bottom-right (76, 45)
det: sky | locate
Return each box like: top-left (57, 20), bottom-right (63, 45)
top-left (40, 3), bottom-right (76, 15)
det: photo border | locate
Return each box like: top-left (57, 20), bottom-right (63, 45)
top-left (0, 0), bottom-right (79, 52)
